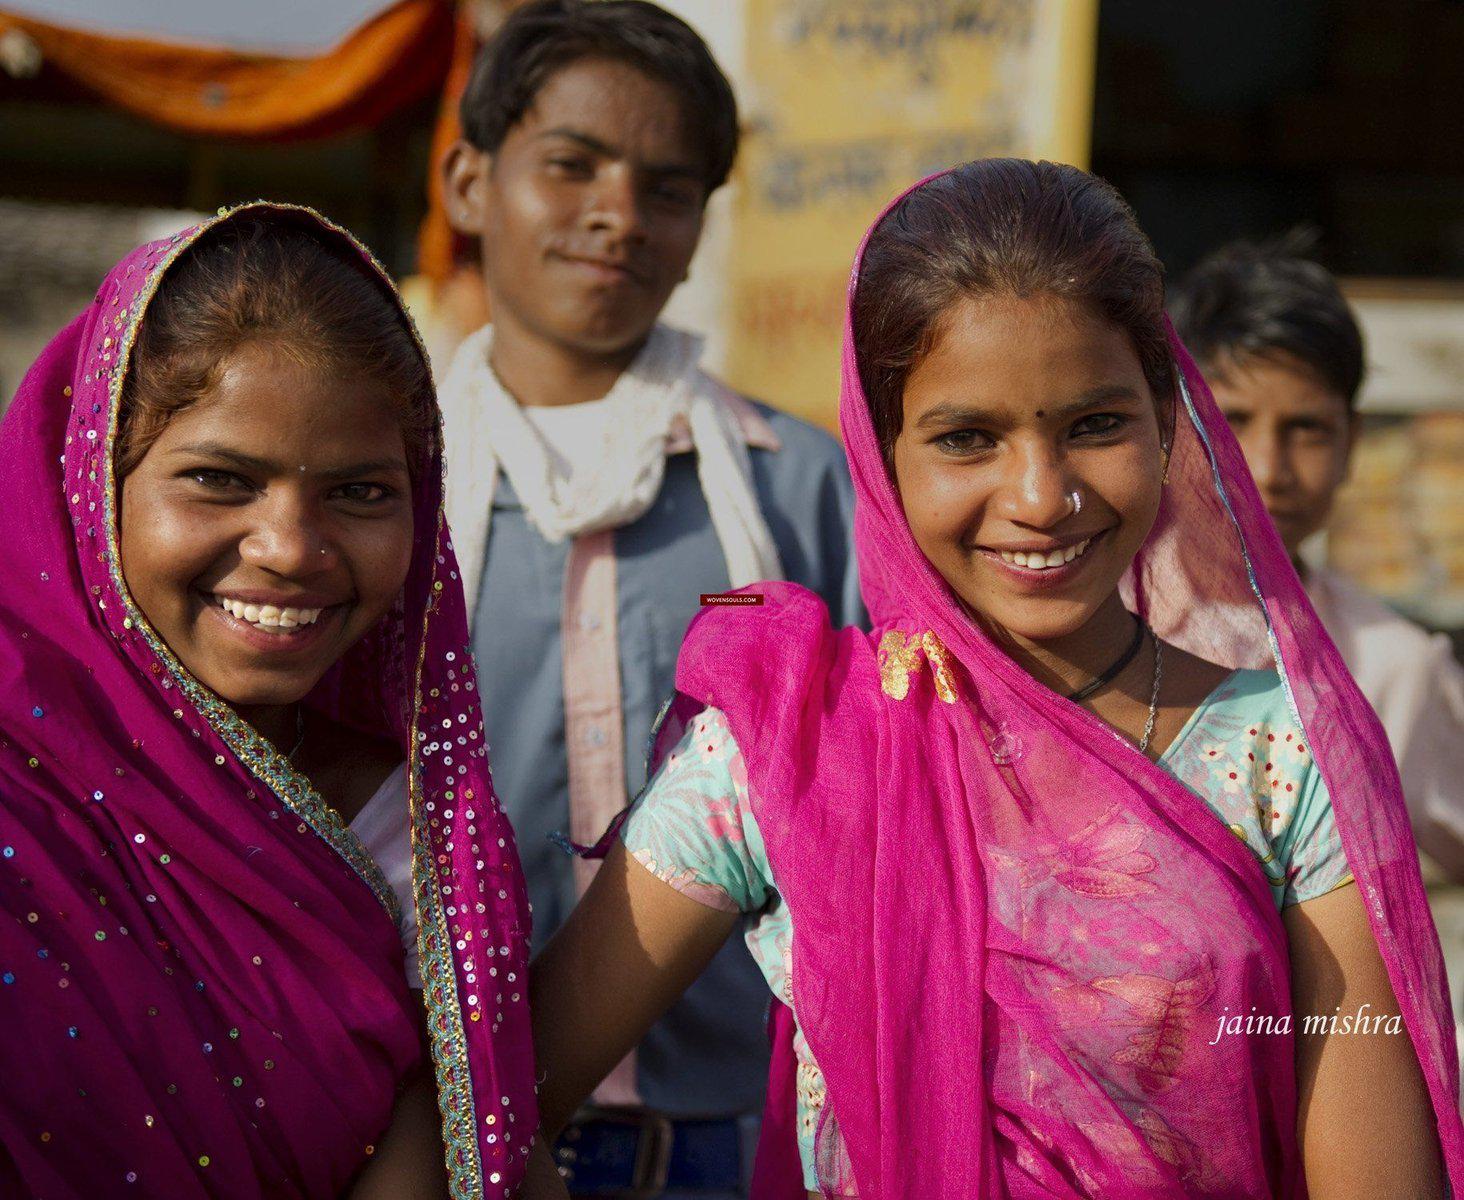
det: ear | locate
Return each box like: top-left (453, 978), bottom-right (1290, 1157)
top-left (1158, 374), bottom-right (1179, 453)
top-left (1339, 409), bottom-right (1361, 483)
top-left (441, 139), bottom-right (492, 236)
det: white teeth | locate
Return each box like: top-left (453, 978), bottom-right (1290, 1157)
top-left (215, 597), bottom-right (324, 631)
top-left (998, 536), bottom-right (1093, 571)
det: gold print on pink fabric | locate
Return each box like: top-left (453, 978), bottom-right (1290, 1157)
top-left (1014, 807), bottom-right (1159, 898)
top-left (919, 631), bottom-right (959, 704)
top-left (877, 630), bottom-right (920, 701)
top-left (1133, 1108), bottom-right (1208, 1184)
top-left (1092, 959), bottom-right (1215, 1094)
top-left (1078, 1109), bottom-right (1209, 1188)
top-left (877, 629), bottom-right (959, 703)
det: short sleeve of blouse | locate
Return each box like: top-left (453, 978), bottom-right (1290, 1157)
top-left (1163, 668), bottom-right (1353, 910)
top-left (619, 706), bottom-right (776, 915)
top-left (1274, 736), bottom-right (1353, 907)
top-left (349, 763), bottom-right (421, 987)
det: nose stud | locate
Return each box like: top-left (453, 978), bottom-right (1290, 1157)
top-left (1068, 489), bottom-right (1083, 516)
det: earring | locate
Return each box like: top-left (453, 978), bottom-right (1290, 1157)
top-left (1161, 443), bottom-right (1171, 486)
top-left (1068, 489), bottom-right (1083, 516)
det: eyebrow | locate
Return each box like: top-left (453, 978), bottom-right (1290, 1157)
top-left (168, 442), bottom-right (408, 480)
top-left (535, 127), bottom-right (703, 180)
top-left (912, 383), bottom-right (1145, 429)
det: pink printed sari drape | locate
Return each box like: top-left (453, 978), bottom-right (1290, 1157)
top-left (659, 170), bottom-right (1464, 1197)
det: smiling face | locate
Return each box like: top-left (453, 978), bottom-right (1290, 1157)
top-left (118, 341), bottom-right (415, 708)
top-left (892, 295), bottom-right (1168, 645)
top-left (444, 56), bottom-right (707, 363)
top-left (1208, 353), bottom-right (1355, 556)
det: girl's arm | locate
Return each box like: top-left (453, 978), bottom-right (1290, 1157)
top-left (347, 1070), bottom-right (569, 1199)
top-left (1284, 881), bottom-right (1444, 1199)
top-left (347, 1069), bottom-right (450, 1199)
top-left (529, 840), bottom-right (742, 1140)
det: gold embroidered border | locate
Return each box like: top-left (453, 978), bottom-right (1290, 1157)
top-left (409, 510), bottom-right (485, 1200)
top-left (98, 201), bottom-right (488, 1196)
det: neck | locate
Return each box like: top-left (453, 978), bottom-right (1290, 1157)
top-left (983, 591), bottom-right (1144, 698)
top-left (236, 702), bottom-right (298, 757)
top-left (487, 309), bottom-right (648, 409)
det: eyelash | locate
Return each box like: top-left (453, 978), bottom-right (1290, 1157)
top-left (1072, 413), bottom-right (1127, 438)
top-left (180, 471), bottom-right (393, 504)
top-left (186, 468), bottom-right (248, 492)
top-left (934, 430), bottom-right (993, 456)
top-left (932, 413), bottom-right (1129, 456)
top-left (334, 483), bottom-right (392, 504)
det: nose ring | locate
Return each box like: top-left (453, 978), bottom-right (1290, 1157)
top-left (1068, 489), bottom-right (1083, 516)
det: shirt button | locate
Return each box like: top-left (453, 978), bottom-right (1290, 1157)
top-left (579, 612), bottom-right (601, 633)
top-left (584, 725), bottom-right (607, 747)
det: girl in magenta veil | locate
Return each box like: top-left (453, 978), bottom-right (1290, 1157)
top-left (0, 204), bottom-right (545, 1197)
top-left (527, 160), bottom-right (1463, 1198)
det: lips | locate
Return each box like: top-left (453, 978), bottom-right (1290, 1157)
top-left (215, 595), bottom-right (323, 631)
top-left (555, 252), bottom-right (642, 283)
top-left (977, 529), bottom-right (1109, 589)
top-left (202, 590), bottom-right (344, 652)
top-left (995, 536), bottom-right (1095, 571)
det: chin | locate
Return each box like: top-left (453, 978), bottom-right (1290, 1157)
top-left (200, 669), bottom-right (317, 710)
top-left (553, 306), bottom-right (659, 356)
top-left (968, 595), bottom-right (1106, 646)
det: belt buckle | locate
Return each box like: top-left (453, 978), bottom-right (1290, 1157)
top-left (559, 1105), bottom-right (673, 1199)
top-left (630, 1111), bottom-right (673, 1195)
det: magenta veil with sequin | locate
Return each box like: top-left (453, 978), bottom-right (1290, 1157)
top-left (658, 172), bottom-right (1464, 1197)
top-left (0, 205), bottom-right (536, 1198)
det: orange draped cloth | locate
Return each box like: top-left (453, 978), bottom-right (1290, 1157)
top-left (417, 5), bottom-right (482, 283)
top-left (0, 0), bottom-right (454, 140)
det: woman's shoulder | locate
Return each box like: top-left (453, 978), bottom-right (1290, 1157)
top-left (1200, 665), bottom-right (1297, 721)
top-left (677, 582), bottom-right (875, 699)
top-left (1169, 662), bottom-right (1315, 785)
top-left (623, 704), bottom-right (777, 915)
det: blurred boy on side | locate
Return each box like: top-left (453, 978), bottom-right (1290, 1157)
top-left (1172, 240), bottom-right (1464, 881)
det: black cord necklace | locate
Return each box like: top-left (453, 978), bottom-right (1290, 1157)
top-left (1064, 618), bottom-right (1146, 702)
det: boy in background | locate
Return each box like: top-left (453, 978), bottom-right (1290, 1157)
top-left (439, 3), bottom-right (862, 1194)
top-left (1172, 240), bottom-right (1464, 882)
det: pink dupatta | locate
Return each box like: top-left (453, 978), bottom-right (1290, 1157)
top-left (0, 205), bottom-right (536, 1198)
top-left (661, 173), bottom-right (1464, 1197)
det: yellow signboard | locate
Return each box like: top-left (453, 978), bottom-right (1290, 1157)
top-left (726, 0), bottom-right (1098, 429)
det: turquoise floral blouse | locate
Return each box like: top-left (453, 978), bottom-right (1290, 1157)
top-left (620, 668), bottom-right (1352, 1193)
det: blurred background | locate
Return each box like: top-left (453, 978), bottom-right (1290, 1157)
top-left (3, 0), bottom-right (1462, 976)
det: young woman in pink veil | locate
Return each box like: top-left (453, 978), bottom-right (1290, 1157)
top-left (0, 204), bottom-right (549, 1197)
top-left (527, 160), bottom-right (1463, 1198)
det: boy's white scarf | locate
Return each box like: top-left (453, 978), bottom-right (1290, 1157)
top-left (441, 323), bottom-right (783, 607)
